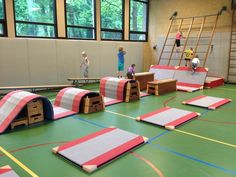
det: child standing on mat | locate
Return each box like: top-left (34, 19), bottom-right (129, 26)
top-left (117, 46), bottom-right (126, 78)
top-left (80, 51), bottom-right (90, 79)
top-left (126, 64), bottom-right (135, 79)
top-left (175, 31), bottom-right (183, 52)
top-left (184, 47), bottom-right (194, 67)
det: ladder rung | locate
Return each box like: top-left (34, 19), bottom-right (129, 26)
top-left (201, 30), bottom-right (213, 32)
top-left (229, 72), bottom-right (236, 76)
top-left (197, 44), bottom-right (210, 45)
top-left (229, 64), bottom-right (236, 68)
top-left (163, 51), bottom-right (173, 53)
top-left (196, 51), bottom-right (207, 53)
top-left (160, 58), bottom-right (169, 60)
top-left (189, 36), bottom-right (211, 39)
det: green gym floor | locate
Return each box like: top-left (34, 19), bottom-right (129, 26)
top-left (0, 84), bottom-right (236, 177)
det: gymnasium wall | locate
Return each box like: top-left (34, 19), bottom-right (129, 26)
top-left (0, 38), bottom-right (143, 86)
top-left (146, 0), bottom-right (232, 78)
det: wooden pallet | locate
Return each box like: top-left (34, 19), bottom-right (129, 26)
top-left (147, 79), bottom-right (177, 96)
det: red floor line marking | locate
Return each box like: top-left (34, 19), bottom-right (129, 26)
top-left (0, 141), bottom-right (67, 157)
top-left (0, 141), bottom-right (165, 177)
top-left (130, 151), bottom-right (165, 177)
top-left (197, 118), bottom-right (236, 125)
top-left (163, 92), bottom-right (184, 107)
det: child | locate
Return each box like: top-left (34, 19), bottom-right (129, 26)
top-left (184, 47), bottom-right (194, 67)
top-left (126, 64), bottom-right (135, 79)
top-left (80, 51), bottom-right (89, 78)
top-left (175, 31), bottom-right (183, 52)
top-left (191, 55), bottom-right (200, 72)
top-left (117, 46), bottom-right (126, 78)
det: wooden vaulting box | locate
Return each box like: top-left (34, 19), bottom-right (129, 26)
top-left (125, 80), bottom-right (140, 102)
top-left (147, 79), bottom-right (177, 96)
top-left (82, 93), bottom-right (104, 114)
top-left (134, 72), bottom-right (154, 91)
top-left (27, 99), bottom-right (44, 124)
top-left (11, 98), bottom-right (44, 129)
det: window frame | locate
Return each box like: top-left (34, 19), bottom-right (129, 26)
top-left (13, 0), bottom-right (58, 39)
top-left (100, 0), bottom-right (125, 41)
top-left (129, 0), bottom-right (149, 42)
top-left (0, 0), bottom-right (8, 37)
top-left (64, 0), bottom-right (97, 40)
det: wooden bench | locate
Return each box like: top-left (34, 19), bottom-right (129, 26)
top-left (147, 79), bottom-right (177, 96)
top-left (134, 72), bottom-right (154, 91)
top-left (0, 84), bottom-right (74, 93)
top-left (67, 78), bottom-right (100, 86)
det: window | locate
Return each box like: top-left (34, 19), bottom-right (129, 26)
top-left (101, 0), bottom-right (124, 40)
top-left (0, 0), bottom-right (7, 36)
top-left (129, 0), bottom-right (148, 41)
top-left (65, 0), bottom-right (96, 40)
top-left (14, 0), bottom-right (57, 38)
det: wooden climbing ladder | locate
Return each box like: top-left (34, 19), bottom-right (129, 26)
top-left (157, 7), bottom-right (226, 67)
top-left (227, 2), bottom-right (236, 83)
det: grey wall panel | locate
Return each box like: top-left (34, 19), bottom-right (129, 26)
top-left (27, 39), bottom-right (58, 85)
top-left (0, 38), bottom-right (144, 86)
top-left (99, 42), bottom-right (117, 77)
top-left (56, 40), bottom-right (80, 84)
top-left (0, 38), bottom-right (30, 86)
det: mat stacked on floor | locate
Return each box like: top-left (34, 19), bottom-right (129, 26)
top-left (0, 88), bottom-right (104, 133)
top-left (149, 65), bottom-right (208, 92)
top-left (137, 107), bottom-right (199, 129)
top-left (204, 76), bottom-right (224, 88)
top-left (100, 77), bottom-right (139, 106)
top-left (182, 95), bottom-right (232, 109)
top-left (53, 87), bottom-right (104, 119)
top-left (53, 127), bottom-right (148, 173)
top-left (0, 90), bottom-right (53, 134)
top-left (0, 166), bottom-right (19, 177)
